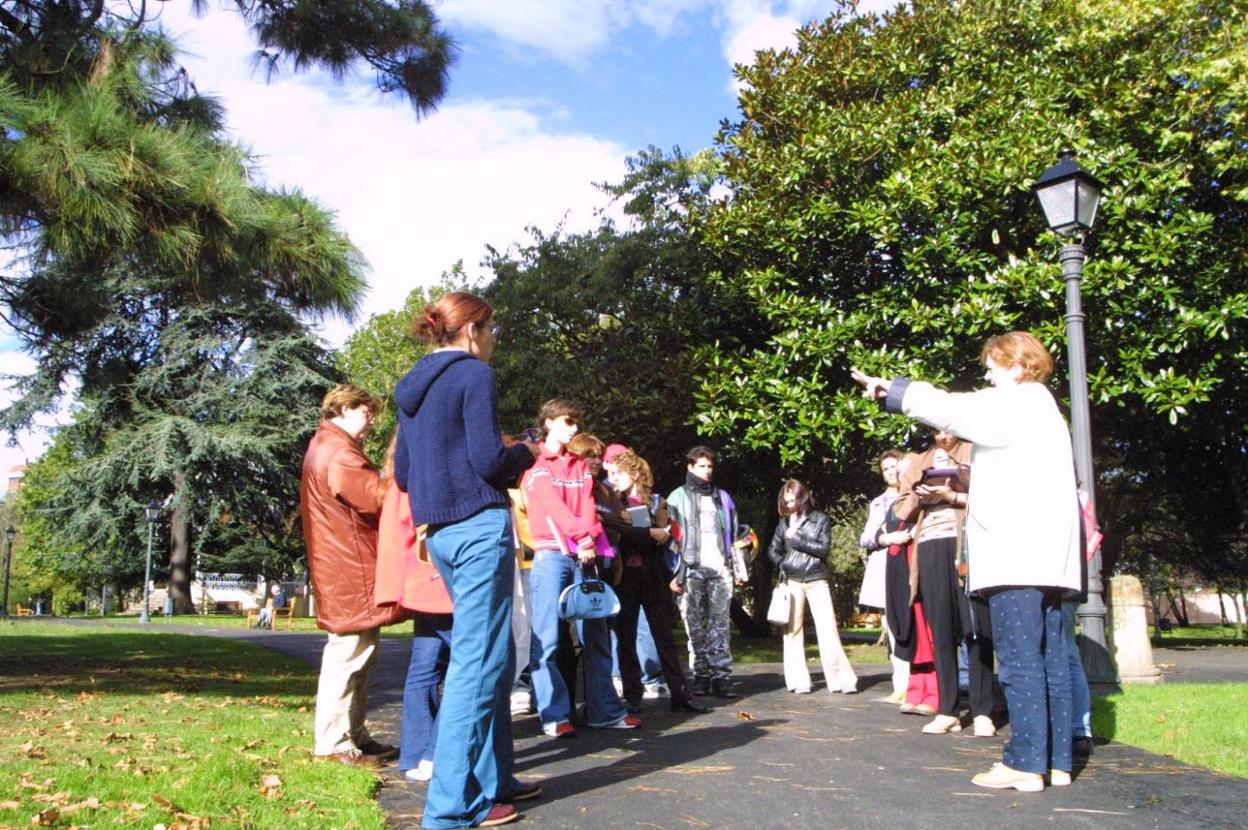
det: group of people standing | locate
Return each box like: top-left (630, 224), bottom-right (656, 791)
top-left (300, 291), bottom-right (760, 828)
top-left (298, 289), bottom-right (1098, 829)
top-left (852, 331), bottom-right (1095, 792)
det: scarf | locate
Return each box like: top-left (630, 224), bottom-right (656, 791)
top-left (685, 470), bottom-right (715, 496)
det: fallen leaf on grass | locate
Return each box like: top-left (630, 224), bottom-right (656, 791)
top-left (100, 732), bottom-right (133, 744)
top-left (153, 796), bottom-right (186, 813)
top-left (19, 742), bottom-right (47, 759)
top-left (0, 799), bottom-right (19, 809)
top-left (259, 774), bottom-right (283, 799)
top-left (32, 807), bottom-right (59, 826)
top-left (30, 792), bottom-right (72, 805)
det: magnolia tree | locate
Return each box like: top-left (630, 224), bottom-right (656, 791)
top-left (693, 0), bottom-right (1248, 585)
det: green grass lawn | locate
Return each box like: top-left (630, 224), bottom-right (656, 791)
top-left (65, 611), bottom-right (326, 633)
top-left (1153, 624), bottom-right (1247, 647)
top-left (0, 620), bottom-right (386, 830)
top-left (1092, 682), bottom-right (1248, 778)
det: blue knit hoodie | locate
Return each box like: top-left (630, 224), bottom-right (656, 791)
top-left (394, 350), bottom-right (534, 526)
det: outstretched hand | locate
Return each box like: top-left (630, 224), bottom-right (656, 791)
top-left (850, 366), bottom-right (891, 399)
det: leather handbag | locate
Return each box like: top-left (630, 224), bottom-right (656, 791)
top-left (766, 577), bottom-right (792, 626)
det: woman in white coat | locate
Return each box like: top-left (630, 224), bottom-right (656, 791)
top-left (852, 331), bottom-right (1082, 793)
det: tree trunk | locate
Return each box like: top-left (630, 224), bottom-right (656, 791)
top-left (1177, 585), bottom-right (1190, 627)
top-left (1237, 588), bottom-right (1247, 641)
top-left (1216, 587), bottom-right (1229, 626)
top-left (168, 471), bottom-right (195, 613)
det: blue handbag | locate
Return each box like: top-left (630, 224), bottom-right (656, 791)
top-left (558, 563), bottom-right (620, 620)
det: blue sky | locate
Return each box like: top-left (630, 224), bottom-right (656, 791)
top-left (0, 0), bottom-right (897, 472)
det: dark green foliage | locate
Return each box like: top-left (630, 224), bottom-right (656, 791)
top-left (695, 0), bottom-right (1248, 584)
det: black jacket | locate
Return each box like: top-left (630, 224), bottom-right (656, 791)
top-left (766, 511), bottom-right (833, 583)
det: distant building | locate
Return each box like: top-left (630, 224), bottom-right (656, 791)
top-left (6, 464), bottom-right (25, 494)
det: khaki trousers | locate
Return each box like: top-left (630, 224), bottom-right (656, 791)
top-left (782, 579), bottom-right (857, 692)
top-left (314, 627), bottom-right (380, 756)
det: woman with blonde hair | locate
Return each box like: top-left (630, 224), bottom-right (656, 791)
top-left (611, 449), bottom-right (709, 714)
top-left (766, 479), bottom-right (858, 695)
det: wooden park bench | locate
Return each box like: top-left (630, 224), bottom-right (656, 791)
top-left (14, 603), bottom-right (33, 616)
top-left (246, 602), bottom-right (296, 630)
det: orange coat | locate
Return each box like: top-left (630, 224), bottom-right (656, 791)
top-left (300, 421), bottom-right (407, 634)
top-left (375, 480), bottom-right (453, 614)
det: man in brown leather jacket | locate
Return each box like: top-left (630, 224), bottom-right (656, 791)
top-left (301, 384), bottom-right (402, 767)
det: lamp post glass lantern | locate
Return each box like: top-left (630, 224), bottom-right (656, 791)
top-left (140, 501), bottom-right (160, 624)
top-left (1032, 149), bottom-right (1117, 686)
top-left (1, 525), bottom-right (14, 618)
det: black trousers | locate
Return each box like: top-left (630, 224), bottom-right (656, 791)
top-left (915, 536), bottom-right (962, 715)
top-left (961, 592), bottom-right (995, 718)
top-left (616, 556), bottom-right (692, 704)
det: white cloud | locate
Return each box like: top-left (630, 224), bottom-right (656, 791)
top-left (435, 0), bottom-right (708, 65)
top-left (432, 1), bottom-right (903, 86)
top-left (161, 4), bottom-right (628, 344)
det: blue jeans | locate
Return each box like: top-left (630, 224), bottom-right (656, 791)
top-left (422, 508), bottom-right (520, 829)
top-left (988, 587), bottom-right (1073, 775)
top-left (529, 550), bottom-right (626, 727)
top-left (1062, 600), bottom-right (1093, 738)
top-left (400, 613), bottom-right (452, 772)
top-left (610, 610), bottom-right (664, 686)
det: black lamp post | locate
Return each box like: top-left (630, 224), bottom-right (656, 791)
top-left (139, 501), bottom-right (161, 624)
top-left (1, 525), bottom-right (15, 617)
top-left (1032, 148), bottom-right (1117, 686)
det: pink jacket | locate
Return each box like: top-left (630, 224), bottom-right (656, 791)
top-left (375, 480), bottom-right (452, 614)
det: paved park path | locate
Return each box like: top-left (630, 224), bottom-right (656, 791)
top-left (40, 619), bottom-right (1248, 829)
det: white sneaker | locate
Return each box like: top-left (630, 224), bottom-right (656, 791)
top-left (972, 715), bottom-right (996, 737)
top-left (1049, 769), bottom-right (1072, 787)
top-left (510, 689), bottom-right (532, 716)
top-left (642, 682), bottom-right (669, 699)
top-left (404, 759), bottom-right (433, 782)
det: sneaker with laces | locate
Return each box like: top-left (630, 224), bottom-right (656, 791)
top-left (972, 763), bottom-right (1044, 792)
top-left (642, 682), bottom-right (669, 699)
top-left (541, 721), bottom-right (576, 738)
top-left (590, 714), bottom-right (641, 730)
top-left (972, 715), bottom-right (996, 737)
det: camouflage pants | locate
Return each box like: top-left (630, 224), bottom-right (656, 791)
top-left (681, 566), bottom-right (733, 680)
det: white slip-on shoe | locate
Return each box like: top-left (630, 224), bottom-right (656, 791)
top-left (972, 715), bottom-right (997, 737)
top-left (921, 714), bottom-right (962, 734)
top-left (972, 763), bottom-right (1044, 792)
